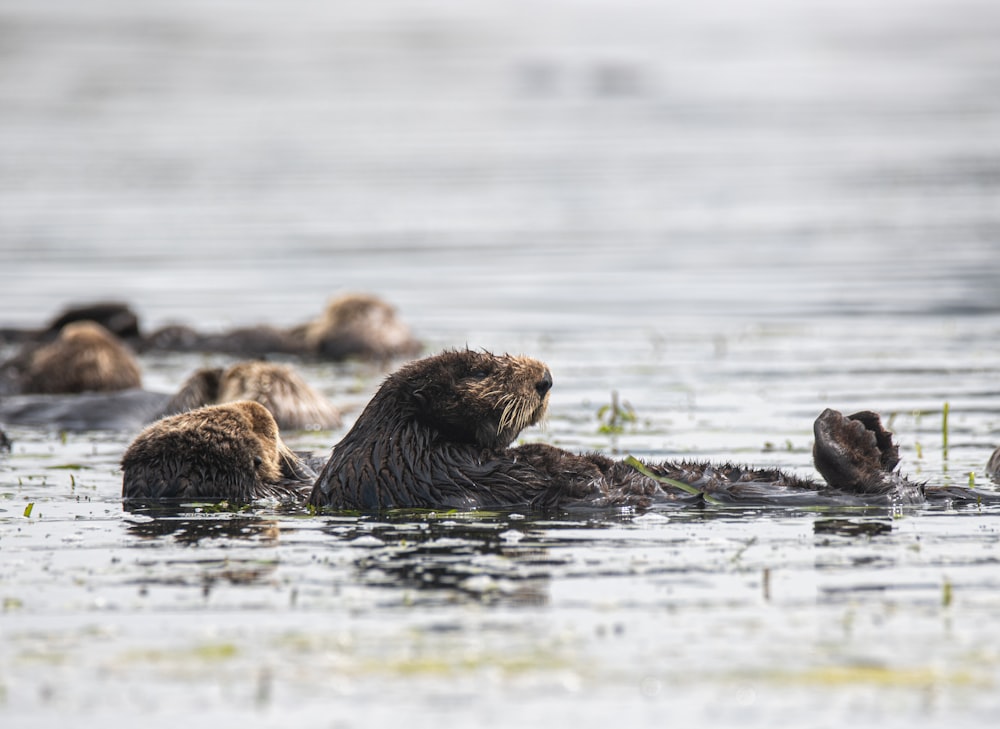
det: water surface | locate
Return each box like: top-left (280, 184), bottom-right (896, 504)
top-left (2, 0), bottom-right (1000, 726)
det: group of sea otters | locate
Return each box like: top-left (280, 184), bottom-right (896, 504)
top-left (2, 294), bottom-right (999, 511)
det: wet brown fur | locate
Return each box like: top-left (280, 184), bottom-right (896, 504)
top-left (116, 351), bottom-right (996, 509)
top-left (163, 361), bottom-right (341, 430)
top-left (140, 324), bottom-right (304, 355)
top-left (139, 293), bottom-right (421, 361)
top-left (46, 302), bottom-right (140, 341)
top-left (121, 401), bottom-right (313, 502)
top-left (309, 349), bottom-right (556, 509)
top-left (308, 350), bottom-right (995, 511)
top-left (297, 293), bottom-right (421, 361)
top-left (20, 321), bottom-right (142, 394)
top-left (1, 301), bottom-right (141, 346)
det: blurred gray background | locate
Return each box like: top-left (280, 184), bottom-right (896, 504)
top-left (1, 0), bottom-right (998, 341)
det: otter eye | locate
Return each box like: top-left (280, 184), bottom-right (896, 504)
top-left (470, 370), bottom-right (489, 379)
top-left (253, 455), bottom-right (263, 468)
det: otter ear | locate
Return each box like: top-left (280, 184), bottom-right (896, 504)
top-left (406, 377), bottom-right (433, 409)
top-left (408, 372), bottom-right (458, 415)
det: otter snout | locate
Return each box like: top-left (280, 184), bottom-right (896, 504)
top-left (536, 369), bottom-right (553, 397)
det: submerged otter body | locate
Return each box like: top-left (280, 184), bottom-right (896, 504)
top-left (121, 401), bottom-right (314, 502)
top-left (0, 358), bottom-right (339, 433)
top-left (0, 389), bottom-right (171, 432)
top-left (140, 324), bottom-right (305, 356)
top-left (141, 293), bottom-right (421, 361)
top-left (308, 350), bottom-right (996, 511)
top-left (3, 294), bottom-right (418, 363)
top-left (0, 301), bottom-right (141, 346)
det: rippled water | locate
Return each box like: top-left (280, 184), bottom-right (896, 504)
top-left (3, 0), bottom-right (1000, 726)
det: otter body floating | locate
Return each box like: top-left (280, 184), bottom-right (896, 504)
top-left (309, 350), bottom-right (557, 510)
top-left (294, 293), bottom-right (421, 361)
top-left (0, 390), bottom-right (171, 432)
top-left (119, 350), bottom-right (1000, 509)
top-left (4, 321), bottom-right (142, 395)
top-left (142, 292), bottom-right (421, 361)
top-left (308, 350), bottom-right (970, 510)
top-left (1, 359), bottom-right (340, 434)
top-left (2, 293), bottom-right (420, 361)
top-left (0, 301), bottom-right (140, 345)
top-left (163, 361), bottom-right (342, 431)
top-left (121, 401), bottom-right (314, 502)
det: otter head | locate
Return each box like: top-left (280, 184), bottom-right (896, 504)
top-left (122, 400), bottom-right (314, 502)
top-left (219, 363), bottom-right (342, 431)
top-left (233, 400), bottom-right (315, 483)
top-left (23, 320), bottom-right (142, 394)
top-left (390, 349), bottom-right (552, 450)
top-left (301, 293), bottom-right (420, 359)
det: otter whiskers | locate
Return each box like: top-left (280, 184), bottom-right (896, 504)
top-left (496, 392), bottom-right (543, 436)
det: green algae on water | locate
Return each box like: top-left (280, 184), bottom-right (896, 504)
top-left (597, 391), bottom-right (636, 435)
top-left (624, 455), bottom-right (723, 505)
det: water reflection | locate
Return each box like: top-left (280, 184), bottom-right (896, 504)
top-left (127, 557), bottom-right (281, 594)
top-left (313, 512), bottom-right (640, 605)
top-left (124, 503), bottom-right (283, 544)
top-left (813, 518), bottom-right (893, 538)
top-left (331, 514), bottom-right (575, 606)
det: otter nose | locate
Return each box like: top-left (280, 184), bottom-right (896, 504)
top-left (536, 369), bottom-right (553, 397)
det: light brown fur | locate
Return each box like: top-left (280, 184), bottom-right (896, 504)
top-left (163, 361), bottom-right (340, 430)
top-left (298, 293), bottom-right (421, 360)
top-left (21, 321), bottom-right (142, 394)
top-left (216, 361), bottom-right (342, 430)
top-left (121, 401), bottom-right (313, 501)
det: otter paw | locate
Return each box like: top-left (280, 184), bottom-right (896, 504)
top-left (812, 409), bottom-right (900, 490)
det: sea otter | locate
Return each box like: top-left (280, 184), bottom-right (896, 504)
top-left (45, 302), bottom-right (141, 342)
top-left (117, 350), bottom-right (998, 508)
top-left (139, 323), bottom-right (305, 356)
top-left (139, 292), bottom-right (421, 361)
top-left (294, 293), bottom-right (422, 361)
top-left (0, 301), bottom-right (141, 345)
top-left (307, 349), bottom-right (997, 510)
top-left (121, 401), bottom-right (315, 502)
top-left (2, 294), bottom-right (419, 361)
top-left (0, 356), bottom-right (340, 433)
top-left (163, 361), bottom-right (342, 431)
top-left (13, 321), bottom-right (142, 395)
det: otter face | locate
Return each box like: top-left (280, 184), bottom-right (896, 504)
top-left (237, 400), bottom-right (314, 482)
top-left (397, 350), bottom-right (552, 450)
